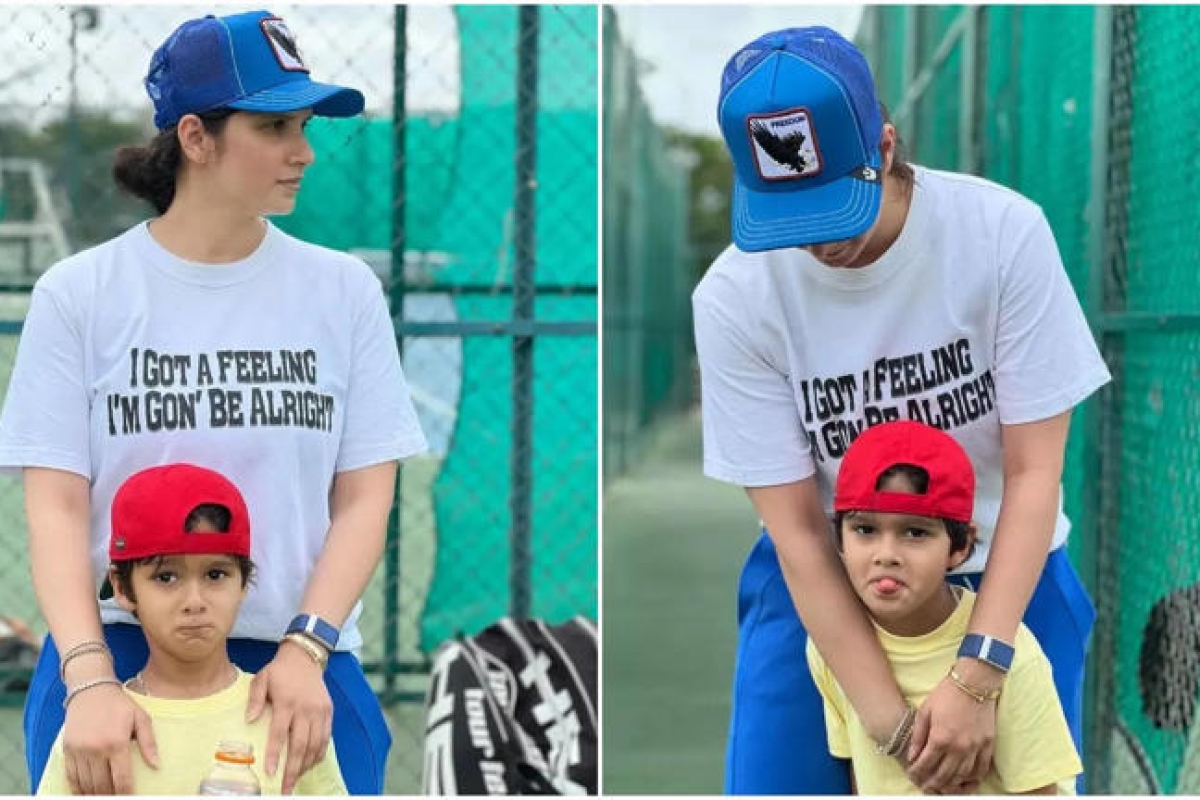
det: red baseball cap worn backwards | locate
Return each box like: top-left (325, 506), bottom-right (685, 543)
top-left (834, 420), bottom-right (975, 523)
top-left (110, 463), bottom-right (251, 561)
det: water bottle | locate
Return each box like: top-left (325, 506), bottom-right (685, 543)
top-left (197, 740), bottom-right (262, 795)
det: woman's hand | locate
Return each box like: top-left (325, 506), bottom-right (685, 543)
top-left (905, 661), bottom-right (1000, 793)
top-left (62, 682), bottom-right (158, 794)
top-left (246, 640), bottom-right (333, 795)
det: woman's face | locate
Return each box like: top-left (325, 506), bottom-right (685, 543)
top-left (800, 124), bottom-right (900, 269)
top-left (803, 228), bottom-right (877, 268)
top-left (200, 109), bottom-right (316, 216)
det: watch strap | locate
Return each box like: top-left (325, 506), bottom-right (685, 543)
top-left (957, 633), bottom-right (1014, 672)
top-left (286, 614), bottom-right (339, 651)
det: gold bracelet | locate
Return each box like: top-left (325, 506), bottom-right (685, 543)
top-left (949, 669), bottom-right (1001, 703)
top-left (283, 632), bottom-right (329, 669)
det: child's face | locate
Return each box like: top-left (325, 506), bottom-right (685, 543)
top-left (839, 473), bottom-right (968, 636)
top-left (113, 553), bottom-right (246, 663)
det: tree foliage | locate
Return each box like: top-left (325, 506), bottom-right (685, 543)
top-left (0, 110), bottom-right (151, 248)
top-left (664, 127), bottom-right (732, 282)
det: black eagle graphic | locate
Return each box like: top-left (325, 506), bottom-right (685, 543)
top-left (266, 23), bottom-right (303, 65)
top-left (750, 120), bottom-right (808, 173)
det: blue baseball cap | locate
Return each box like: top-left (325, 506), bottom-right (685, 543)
top-left (146, 10), bottom-right (365, 131)
top-left (718, 27), bottom-right (884, 251)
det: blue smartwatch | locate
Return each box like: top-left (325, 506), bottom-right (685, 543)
top-left (286, 614), bottom-right (339, 652)
top-left (957, 634), bottom-right (1014, 672)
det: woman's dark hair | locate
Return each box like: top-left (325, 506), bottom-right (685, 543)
top-left (112, 109), bottom-right (234, 214)
top-left (877, 102), bottom-right (915, 186)
top-left (108, 501), bottom-right (257, 607)
top-left (833, 463), bottom-right (973, 559)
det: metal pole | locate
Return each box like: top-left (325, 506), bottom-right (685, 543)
top-left (67, 11), bottom-right (80, 239)
top-left (1081, 5), bottom-right (1124, 791)
top-left (382, 4), bottom-right (408, 705)
top-left (510, 6), bottom-right (539, 619)
top-left (958, 6), bottom-right (980, 174)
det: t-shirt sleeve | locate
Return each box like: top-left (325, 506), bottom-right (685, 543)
top-left (805, 641), bottom-right (851, 758)
top-left (992, 648), bottom-right (1083, 792)
top-left (0, 283), bottom-right (91, 477)
top-left (993, 207), bottom-right (1111, 424)
top-left (335, 271), bottom-right (428, 472)
top-left (36, 733), bottom-right (70, 795)
top-left (294, 741), bottom-right (349, 795)
top-left (692, 278), bottom-right (815, 487)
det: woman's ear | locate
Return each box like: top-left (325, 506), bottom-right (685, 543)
top-left (109, 566), bottom-right (137, 614)
top-left (878, 123), bottom-right (897, 174)
top-left (947, 523), bottom-right (977, 571)
top-left (176, 114), bottom-right (216, 166)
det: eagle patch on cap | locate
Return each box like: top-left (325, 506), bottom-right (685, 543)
top-left (747, 107), bottom-right (823, 181)
top-left (260, 17), bottom-right (308, 72)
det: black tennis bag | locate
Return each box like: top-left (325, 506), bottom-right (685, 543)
top-left (421, 616), bottom-right (598, 795)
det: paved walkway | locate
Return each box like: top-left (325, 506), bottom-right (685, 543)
top-left (603, 409), bottom-right (760, 794)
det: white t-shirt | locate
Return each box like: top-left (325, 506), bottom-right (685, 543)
top-left (0, 220), bottom-right (428, 650)
top-left (693, 167), bottom-right (1111, 573)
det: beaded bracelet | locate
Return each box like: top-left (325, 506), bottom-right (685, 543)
top-left (949, 669), bottom-right (1002, 703)
top-left (283, 632), bottom-right (329, 669)
top-left (62, 677), bottom-right (122, 710)
top-left (58, 640), bottom-right (113, 684)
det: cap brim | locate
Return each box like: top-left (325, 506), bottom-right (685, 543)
top-left (227, 80), bottom-right (365, 118)
top-left (731, 148), bottom-right (884, 252)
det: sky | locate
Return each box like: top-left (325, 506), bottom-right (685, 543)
top-left (613, 5), bottom-right (862, 137)
top-left (0, 5), bottom-right (461, 131)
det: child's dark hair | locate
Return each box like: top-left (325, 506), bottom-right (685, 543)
top-left (109, 502), bottom-right (256, 605)
top-left (112, 109), bottom-right (234, 214)
top-left (833, 463), bottom-right (973, 558)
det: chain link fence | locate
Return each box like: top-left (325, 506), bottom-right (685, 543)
top-left (860, 5), bottom-right (1200, 793)
top-left (0, 4), bottom-right (597, 793)
top-left (601, 8), bottom-right (692, 483)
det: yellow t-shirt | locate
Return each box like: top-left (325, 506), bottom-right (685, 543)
top-left (38, 670), bottom-right (346, 795)
top-left (806, 588), bottom-right (1082, 795)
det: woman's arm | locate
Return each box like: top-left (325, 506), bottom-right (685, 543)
top-left (25, 467), bottom-right (158, 795)
top-left (906, 410), bottom-right (1071, 791)
top-left (968, 410), bottom-right (1070, 650)
top-left (746, 479), bottom-right (910, 745)
top-left (248, 459), bottom-right (398, 795)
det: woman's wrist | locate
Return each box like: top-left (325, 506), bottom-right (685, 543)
top-left (863, 698), bottom-right (913, 745)
top-left (61, 649), bottom-right (117, 685)
top-left (281, 632), bottom-right (329, 670)
top-left (952, 655), bottom-right (1006, 692)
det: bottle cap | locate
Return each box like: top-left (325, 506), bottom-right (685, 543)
top-left (214, 740), bottom-right (256, 765)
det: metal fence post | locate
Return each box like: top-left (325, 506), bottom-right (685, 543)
top-left (901, 6), bottom-right (921, 150)
top-left (383, 4), bottom-right (407, 705)
top-left (958, 6), bottom-right (982, 174)
top-left (511, 5), bottom-right (539, 619)
top-left (1081, 5), bottom-right (1129, 791)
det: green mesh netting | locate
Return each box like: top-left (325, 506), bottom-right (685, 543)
top-left (1110, 7), bottom-right (1200, 791)
top-left (862, 6), bottom-right (1200, 791)
top-left (417, 6), bottom-right (597, 649)
top-left (601, 7), bottom-right (691, 480)
top-left (279, 5), bottom-right (598, 653)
